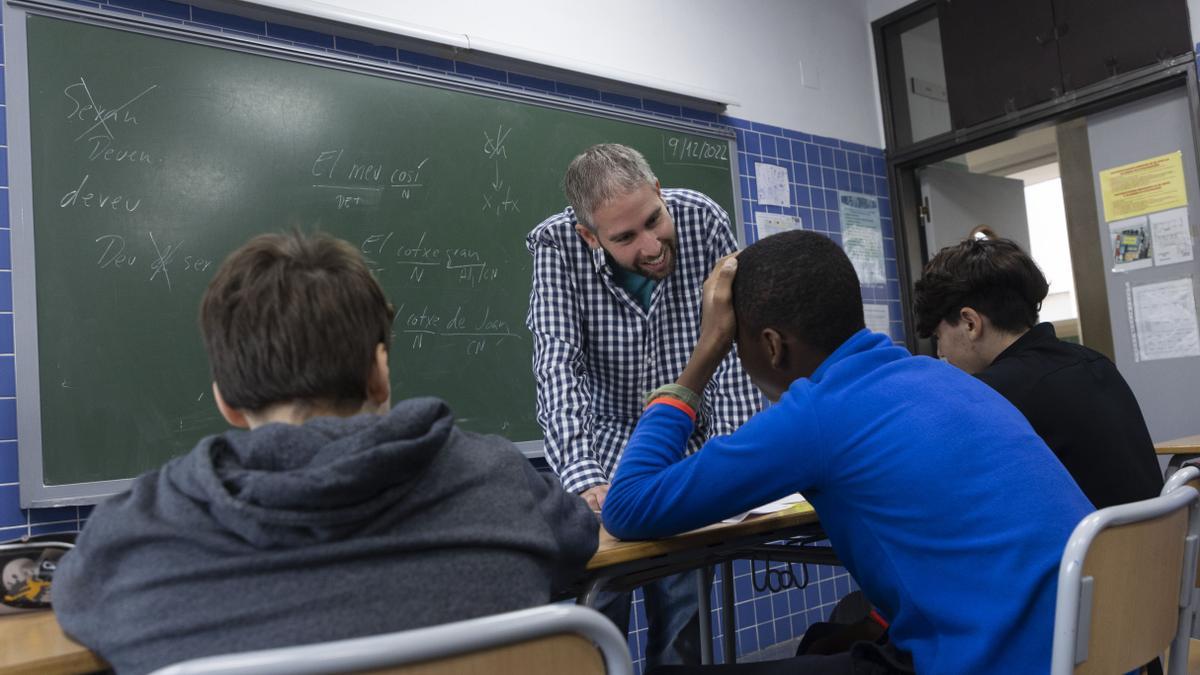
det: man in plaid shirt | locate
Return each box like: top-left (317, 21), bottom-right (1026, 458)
top-left (526, 143), bottom-right (761, 666)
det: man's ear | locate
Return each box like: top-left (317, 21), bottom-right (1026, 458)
top-left (762, 327), bottom-right (788, 371)
top-left (959, 307), bottom-right (986, 342)
top-left (366, 343), bottom-right (391, 413)
top-left (574, 223), bottom-right (601, 250)
top-left (212, 382), bottom-right (250, 429)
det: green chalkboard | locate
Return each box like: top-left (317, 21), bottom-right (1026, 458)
top-left (14, 13), bottom-right (737, 495)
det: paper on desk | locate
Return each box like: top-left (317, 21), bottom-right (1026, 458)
top-left (722, 493), bottom-right (807, 524)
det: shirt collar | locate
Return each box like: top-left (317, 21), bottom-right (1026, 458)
top-left (560, 205), bottom-right (610, 276)
top-left (991, 322), bottom-right (1056, 363)
top-left (592, 247), bottom-right (612, 276)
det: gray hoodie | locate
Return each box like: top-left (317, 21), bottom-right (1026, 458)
top-left (54, 397), bottom-right (598, 675)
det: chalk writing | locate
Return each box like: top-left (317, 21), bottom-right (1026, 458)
top-left (95, 234), bottom-right (136, 268)
top-left (480, 129), bottom-right (520, 217)
top-left (393, 302), bottom-right (522, 356)
top-left (663, 135), bottom-right (729, 168)
top-left (390, 158), bottom-right (428, 188)
top-left (481, 180), bottom-right (521, 216)
top-left (482, 125), bottom-right (511, 159)
top-left (147, 232), bottom-right (178, 291)
top-left (87, 136), bottom-right (154, 164)
top-left (60, 174), bottom-right (142, 212)
top-left (92, 233), bottom-right (214, 282)
top-left (311, 149), bottom-right (343, 178)
top-left (361, 232), bottom-right (502, 288)
top-left (184, 255), bottom-right (213, 272)
top-left (347, 162), bottom-right (382, 182)
top-left (311, 150), bottom-right (429, 205)
top-left (63, 78), bottom-right (157, 143)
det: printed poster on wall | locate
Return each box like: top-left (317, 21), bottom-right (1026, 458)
top-left (1149, 207), bottom-right (1195, 267)
top-left (1099, 151), bottom-right (1188, 222)
top-left (1108, 215), bottom-right (1153, 272)
top-left (755, 162), bottom-right (791, 207)
top-left (838, 192), bottom-right (885, 285)
top-left (755, 212), bottom-right (802, 240)
top-left (863, 303), bottom-right (890, 337)
top-left (1127, 277), bottom-right (1200, 362)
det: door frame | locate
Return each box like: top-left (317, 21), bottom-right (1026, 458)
top-left (873, 36), bottom-right (1200, 354)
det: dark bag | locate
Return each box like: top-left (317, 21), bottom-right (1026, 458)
top-left (0, 534), bottom-right (74, 613)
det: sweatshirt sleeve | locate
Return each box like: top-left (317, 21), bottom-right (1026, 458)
top-left (520, 458), bottom-right (600, 591)
top-left (603, 395), bottom-right (823, 540)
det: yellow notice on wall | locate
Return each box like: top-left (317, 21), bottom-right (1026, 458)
top-left (1100, 151), bottom-right (1188, 222)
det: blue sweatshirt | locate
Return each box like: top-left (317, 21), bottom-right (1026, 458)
top-left (604, 330), bottom-right (1093, 675)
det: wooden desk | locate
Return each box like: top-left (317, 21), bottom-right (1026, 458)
top-left (1156, 434), bottom-right (1200, 475)
top-left (0, 611), bottom-right (107, 675)
top-left (583, 502), bottom-right (829, 665)
top-left (0, 504), bottom-right (827, 674)
top-left (588, 501), bottom-right (820, 570)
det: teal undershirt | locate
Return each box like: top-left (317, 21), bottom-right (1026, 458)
top-left (611, 263), bottom-right (657, 311)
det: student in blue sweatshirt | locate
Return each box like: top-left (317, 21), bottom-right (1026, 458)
top-left (602, 230), bottom-right (1093, 675)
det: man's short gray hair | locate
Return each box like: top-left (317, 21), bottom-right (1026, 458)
top-left (563, 144), bottom-right (658, 231)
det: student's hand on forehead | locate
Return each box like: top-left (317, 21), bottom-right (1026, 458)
top-left (698, 253), bottom-right (739, 354)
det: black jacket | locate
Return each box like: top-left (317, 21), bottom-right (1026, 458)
top-left (976, 323), bottom-right (1163, 508)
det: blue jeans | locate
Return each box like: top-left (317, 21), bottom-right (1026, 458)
top-left (596, 571), bottom-right (701, 668)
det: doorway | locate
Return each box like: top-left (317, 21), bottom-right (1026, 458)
top-left (915, 125), bottom-right (1081, 342)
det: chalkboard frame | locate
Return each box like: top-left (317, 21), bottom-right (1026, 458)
top-left (5, 0), bottom-right (743, 507)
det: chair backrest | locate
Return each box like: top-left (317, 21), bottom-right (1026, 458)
top-left (1051, 486), bottom-right (1199, 675)
top-left (1162, 465), bottom-right (1200, 675)
top-left (1163, 465), bottom-right (1200, 499)
top-left (1164, 465), bottom-right (1200, 585)
top-left (148, 604), bottom-right (632, 675)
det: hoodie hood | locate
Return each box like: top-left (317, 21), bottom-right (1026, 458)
top-left (168, 396), bottom-right (454, 548)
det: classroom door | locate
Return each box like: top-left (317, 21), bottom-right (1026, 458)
top-left (918, 165), bottom-right (1032, 259)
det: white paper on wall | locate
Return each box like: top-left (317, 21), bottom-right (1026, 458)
top-left (755, 162), bottom-right (791, 207)
top-left (1130, 277), bottom-right (1200, 361)
top-left (863, 303), bottom-right (890, 337)
top-left (755, 213), bottom-right (801, 240)
top-left (838, 192), bottom-right (886, 285)
top-left (1149, 206), bottom-right (1194, 267)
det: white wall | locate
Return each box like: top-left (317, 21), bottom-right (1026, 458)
top-left (241, 0), bottom-right (887, 148)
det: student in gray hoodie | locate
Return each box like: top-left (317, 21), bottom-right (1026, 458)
top-left (53, 231), bottom-right (599, 675)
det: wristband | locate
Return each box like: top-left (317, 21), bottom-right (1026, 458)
top-left (645, 396), bottom-right (697, 422)
top-left (642, 383), bottom-right (701, 411)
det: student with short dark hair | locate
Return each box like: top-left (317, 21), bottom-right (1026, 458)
top-left (602, 230), bottom-right (1093, 674)
top-left (54, 231), bottom-right (598, 675)
top-left (913, 237), bottom-right (1162, 508)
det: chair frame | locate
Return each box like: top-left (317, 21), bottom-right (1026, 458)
top-left (1162, 464), bottom-right (1200, 675)
top-left (1051, 485), bottom-right (1200, 675)
top-left (148, 604), bottom-right (633, 675)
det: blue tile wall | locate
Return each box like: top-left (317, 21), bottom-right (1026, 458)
top-left (0, 2), bottom-right (897, 670)
top-left (731, 123), bottom-right (904, 343)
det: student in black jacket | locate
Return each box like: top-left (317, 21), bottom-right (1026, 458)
top-left (913, 237), bottom-right (1162, 508)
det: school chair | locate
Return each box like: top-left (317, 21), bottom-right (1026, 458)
top-left (148, 604), bottom-right (633, 675)
top-left (1051, 485), bottom-right (1199, 675)
top-left (1161, 464), bottom-right (1200, 675)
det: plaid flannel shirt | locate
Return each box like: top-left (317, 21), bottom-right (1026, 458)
top-left (526, 189), bottom-right (762, 494)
